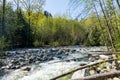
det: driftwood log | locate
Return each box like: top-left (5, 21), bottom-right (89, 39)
top-left (50, 59), bottom-right (118, 80)
top-left (72, 70), bottom-right (120, 80)
top-left (90, 51), bottom-right (120, 56)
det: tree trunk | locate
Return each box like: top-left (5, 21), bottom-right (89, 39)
top-left (1, 0), bottom-right (6, 37)
top-left (28, 0), bottom-right (31, 46)
top-left (98, 0), bottom-right (116, 52)
top-left (116, 0), bottom-right (120, 10)
top-left (93, 4), bottom-right (109, 51)
top-left (72, 71), bottom-right (120, 80)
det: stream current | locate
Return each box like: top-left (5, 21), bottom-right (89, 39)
top-left (0, 46), bottom-right (107, 80)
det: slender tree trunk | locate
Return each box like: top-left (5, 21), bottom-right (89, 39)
top-left (25, 0), bottom-right (31, 46)
top-left (99, 0), bottom-right (116, 52)
top-left (1, 0), bottom-right (6, 37)
top-left (111, 0), bottom-right (120, 36)
top-left (102, 0), bottom-right (115, 35)
top-left (100, 0), bottom-right (119, 69)
top-left (116, 0), bottom-right (120, 10)
top-left (93, 4), bottom-right (109, 51)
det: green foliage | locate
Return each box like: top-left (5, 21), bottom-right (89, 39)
top-left (1, 0), bottom-right (120, 50)
top-left (49, 42), bottom-right (60, 46)
top-left (31, 15), bottom-right (87, 46)
top-left (0, 37), bottom-right (10, 50)
top-left (33, 40), bottom-right (44, 47)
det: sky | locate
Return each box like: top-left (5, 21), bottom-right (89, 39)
top-left (43, 0), bottom-right (69, 17)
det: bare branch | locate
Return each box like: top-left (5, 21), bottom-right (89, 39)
top-left (72, 71), bottom-right (120, 80)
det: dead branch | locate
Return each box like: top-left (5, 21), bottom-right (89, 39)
top-left (72, 70), bottom-right (120, 80)
top-left (50, 59), bottom-right (118, 80)
top-left (90, 51), bottom-right (120, 56)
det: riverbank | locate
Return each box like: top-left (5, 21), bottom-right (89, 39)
top-left (1, 46), bottom-right (117, 80)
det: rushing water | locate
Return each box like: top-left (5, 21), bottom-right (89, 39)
top-left (0, 46), bottom-right (107, 80)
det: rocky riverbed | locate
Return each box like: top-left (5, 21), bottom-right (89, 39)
top-left (0, 46), bottom-right (103, 70)
top-left (1, 46), bottom-right (119, 80)
top-left (0, 47), bottom-right (70, 70)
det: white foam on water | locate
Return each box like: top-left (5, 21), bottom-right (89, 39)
top-left (1, 46), bottom-right (107, 80)
top-left (1, 61), bottom-right (81, 80)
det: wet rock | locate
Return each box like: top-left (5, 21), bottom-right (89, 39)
top-left (56, 49), bottom-right (63, 55)
top-left (28, 49), bottom-right (39, 53)
top-left (89, 57), bottom-right (96, 62)
top-left (76, 49), bottom-right (80, 52)
top-left (53, 57), bottom-right (59, 60)
top-left (107, 78), bottom-right (113, 80)
top-left (71, 69), bottom-right (85, 79)
top-left (99, 55), bottom-right (109, 60)
top-left (35, 61), bottom-right (40, 64)
top-left (113, 77), bottom-right (120, 80)
top-left (0, 59), bottom-right (6, 67)
top-left (21, 66), bottom-right (31, 71)
top-left (0, 70), bottom-right (6, 77)
top-left (89, 70), bottom-right (96, 75)
top-left (71, 49), bottom-right (76, 53)
top-left (8, 51), bottom-right (16, 54)
top-left (51, 48), bottom-right (59, 52)
top-left (0, 52), bottom-right (6, 58)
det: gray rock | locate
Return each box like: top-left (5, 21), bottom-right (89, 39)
top-left (71, 69), bottom-right (85, 79)
top-left (113, 77), bottom-right (120, 80)
top-left (99, 55), bottom-right (109, 60)
top-left (21, 66), bottom-right (31, 71)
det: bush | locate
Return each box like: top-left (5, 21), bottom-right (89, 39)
top-left (0, 37), bottom-right (10, 50)
top-left (49, 42), bottom-right (60, 46)
top-left (33, 40), bottom-right (44, 47)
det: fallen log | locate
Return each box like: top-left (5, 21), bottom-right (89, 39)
top-left (90, 51), bottom-right (120, 56)
top-left (72, 70), bottom-right (120, 80)
top-left (50, 59), bottom-right (118, 80)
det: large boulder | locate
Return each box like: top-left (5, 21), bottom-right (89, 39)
top-left (71, 69), bottom-right (85, 79)
top-left (99, 55), bottom-right (109, 60)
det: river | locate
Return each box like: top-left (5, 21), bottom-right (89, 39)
top-left (0, 46), bottom-right (107, 80)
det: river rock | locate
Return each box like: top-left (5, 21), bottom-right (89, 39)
top-left (113, 77), bottom-right (120, 80)
top-left (56, 49), bottom-right (63, 55)
top-left (16, 51), bottom-right (26, 54)
top-left (99, 55), bottom-right (109, 60)
top-left (0, 59), bottom-right (6, 67)
top-left (107, 78), bottom-right (113, 80)
top-left (89, 70), bottom-right (96, 75)
top-left (71, 69), bottom-right (85, 79)
top-left (51, 48), bottom-right (59, 52)
top-left (21, 66), bottom-right (31, 71)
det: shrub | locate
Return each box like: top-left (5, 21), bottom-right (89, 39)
top-left (0, 37), bottom-right (10, 50)
top-left (33, 40), bottom-right (44, 47)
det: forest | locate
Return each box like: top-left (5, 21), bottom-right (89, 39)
top-left (0, 0), bottom-right (120, 51)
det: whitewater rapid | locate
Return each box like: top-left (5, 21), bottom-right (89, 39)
top-left (0, 46), bottom-right (107, 80)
